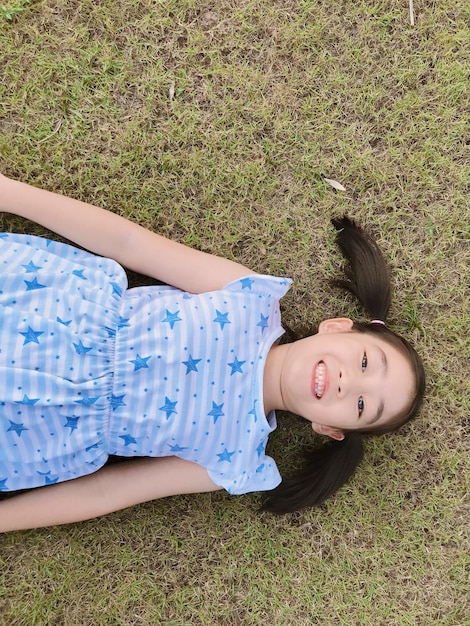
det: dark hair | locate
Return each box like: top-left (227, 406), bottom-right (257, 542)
top-left (262, 217), bottom-right (426, 514)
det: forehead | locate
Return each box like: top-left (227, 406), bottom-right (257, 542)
top-left (368, 334), bottom-right (415, 424)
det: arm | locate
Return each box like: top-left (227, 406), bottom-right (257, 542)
top-left (0, 174), bottom-right (255, 293)
top-left (0, 457), bottom-right (221, 531)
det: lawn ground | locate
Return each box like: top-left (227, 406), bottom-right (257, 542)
top-left (0, 1), bottom-right (469, 624)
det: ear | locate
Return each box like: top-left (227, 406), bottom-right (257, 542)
top-left (311, 422), bottom-right (345, 441)
top-left (318, 317), bottom-right (354, 335)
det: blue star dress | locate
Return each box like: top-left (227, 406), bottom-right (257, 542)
top-left (0, 233), bottom-right (292, 494)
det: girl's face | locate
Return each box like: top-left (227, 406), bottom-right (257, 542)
top-left (278, 318), bottom-right (415, 439)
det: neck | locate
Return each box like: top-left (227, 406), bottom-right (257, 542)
top-left (263, 343), bottom-right (288, 414)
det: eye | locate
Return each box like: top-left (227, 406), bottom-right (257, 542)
top-left (361, 352), bottom-right (368, 372)
top-left (358, 396), bottom-right (364, 417)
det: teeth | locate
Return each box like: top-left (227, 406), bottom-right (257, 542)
top-left (315, 362), bottom-right (326, 398)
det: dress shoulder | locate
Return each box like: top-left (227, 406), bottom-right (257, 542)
top-left (222, 274), bottom-right (292, 300)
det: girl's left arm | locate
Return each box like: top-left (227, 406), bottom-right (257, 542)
top-left (0, 457), bottom-right (221, 532)
top-left (0, 174), bottom-right (255, 293)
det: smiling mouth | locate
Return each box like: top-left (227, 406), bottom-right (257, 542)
top-left (313, 361), bottom-right (327, 399)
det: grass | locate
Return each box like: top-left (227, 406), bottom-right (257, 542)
top-left (0, 0), bottom-right (469, 624)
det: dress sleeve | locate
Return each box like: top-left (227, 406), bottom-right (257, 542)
top-left (222, 274), bottom-right (292, 300)
top-left (207, 453), bottom-right (282, 495)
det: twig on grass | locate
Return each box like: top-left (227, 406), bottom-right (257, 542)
top-left (37, 119), bottom-right (62, 144)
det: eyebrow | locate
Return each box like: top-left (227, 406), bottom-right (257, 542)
top-left (368, 400), bottom-right (384, 426)
top-left (380, 347), bottom-right (388, 373)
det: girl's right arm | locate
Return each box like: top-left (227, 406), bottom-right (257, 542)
top-left (0, 457), bottom-right (221, 532)
top-left (0, 174), bottom-right (255, 293)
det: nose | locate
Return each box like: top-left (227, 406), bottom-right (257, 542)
top-left (338, 368), bottom-right (378, 398)
top-left (338, 370), bottom-right (345, 397)
top-left (337, 369), bottom-right (361, 398)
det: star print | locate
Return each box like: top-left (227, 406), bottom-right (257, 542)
top-left (256, 463), bottom-right (265, 473)
top-left (256, 442), bottom-right (265, 457)
top-left (110, 281), bottom-right (123, 296)
top-left (129, 354), bottom-right (152, 371)
top-left (73, 340), bottom-right (93, 355)
top-left (217, 448), bottom-right (236, 463)
top-left (7, 420), bottom-right (29, 436)
top-left (162, 309), bottom-right (182, 329)
top-left (64, 416), bottom-right (80, 433)
top-left (168, 443), bottom-right (188, 452)
top-left (248, 400), bottom-right (258, 423)
top-left (45, 475), bottom-right (60, 485)
top-left (111, 394), bottom-right (127, 411)
top-left (213, 310), bottom-right (231, 329)
top-left (208, 402), bottom-right (224, 424)
top-left (119, 434), bottom-right (137, 446)
top-left (75, 396), bottom-right (100, 405)
top-left (0, 478), bottom-right (8, 490)
top-left (117, 316), bottom-right (130, 330)
top-left (22, 260), bottom-right (42, 273)
top-left (257, 313), bottom-right (269, 333)
top-left (159, 396), bottom-right (178, 419)
top-left (24, 277), bottom-right (47, 291)
top-left (36, 470), bottom-right (60, 484)
top-left (15, 394), bottom-right (39, 405)
top-left (240, 277), bottom-right (255, 289)
top-left (182, 355), bottom-right (201, 374)
top-left (228, 356), bottom-right (246, 375)
top-left (57, 317), bottom-right (72, 326)
top-left (20, 326), bottom-right (43, 345)
top-left (72, 269), bottom-right (87, 279)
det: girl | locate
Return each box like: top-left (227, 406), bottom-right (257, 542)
top-left (0, 174), bottom-right (425, 531)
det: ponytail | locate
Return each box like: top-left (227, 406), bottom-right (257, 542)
top-left (262, 435), bottom-right (364, 514)
top-left (331, 216), bottom-right (391, 323)
top-left (262, 216), bottom-right (425, 514)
